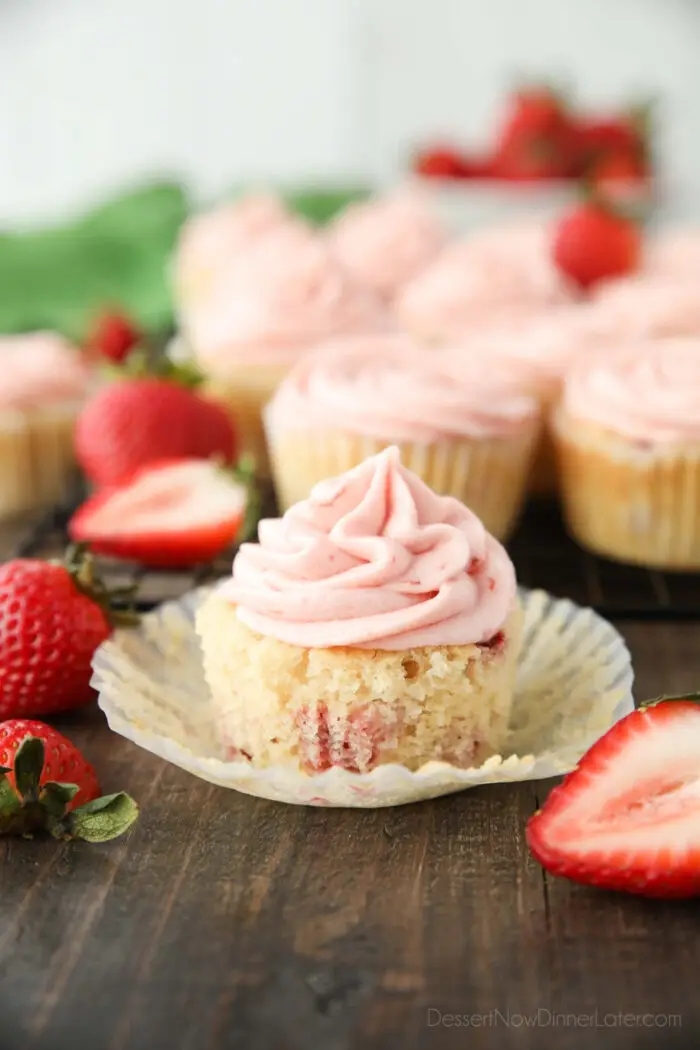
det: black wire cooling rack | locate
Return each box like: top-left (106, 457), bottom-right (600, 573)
top-left (6, 487), bottom-right (700, 621)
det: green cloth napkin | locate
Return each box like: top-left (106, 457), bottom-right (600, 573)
top-left (0, 181), bottom-right (190, 342)
top-left (0, 181), bottom-right (369, 342)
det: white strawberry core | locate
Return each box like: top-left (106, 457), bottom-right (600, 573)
top-left (87, 460), bottom-right (246, 535)
top-left (550, 706), bottom-right (700, 854)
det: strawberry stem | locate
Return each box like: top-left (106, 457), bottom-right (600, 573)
top-left (0, 736), bottom-right (139, 842)
top-left (639, 691), bottom-right (700, 711)
top-left (103, 349), bottom-right (205, 390)
top-left (58, 544), bottom-right (140, 628)
top-left (222, 455), bottom-right (263, 544)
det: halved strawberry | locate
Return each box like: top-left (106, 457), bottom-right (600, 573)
top-left (527, 696), bottom-right (700, 898)
top-left (68, 458), bottom-right (256, 568)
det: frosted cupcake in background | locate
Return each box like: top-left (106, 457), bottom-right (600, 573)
top-left (458, 304), bottom-right (604, 495)
top-left (589, 277), bottom-right (700, 339)
top-left (172, 192), bottom-right (301, 328)
top-left (645, 227), bottom-right (700, 281)
top-left (395, 219), bottom-right (576, 343)
top-left (553, 338), bottom-right (700, 569)
top-left (327, 188), bottom-right (446, 302)
top-left (197, 446), bottom-right (523, 774)
top-left (186, 230), bottom-right (389, 471)
top-left (0, 333), bottom-right (90, 518)
top-left (264, 335), bottom-right (540, 539)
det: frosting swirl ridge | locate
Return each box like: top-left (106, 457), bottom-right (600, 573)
top-left (562, 338), bottom-right (700, 443)
top-left (188, 233), bottom-right (388, 370)
top-left (219, 446), bottom-right (517, 649)
top-left (328, 189), bottom-right (446, 300)
top-left (265, 336), bottom-right (539, 440)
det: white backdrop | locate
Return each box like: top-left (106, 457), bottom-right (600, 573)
top-left (1, 0), bottom-right (699, 225)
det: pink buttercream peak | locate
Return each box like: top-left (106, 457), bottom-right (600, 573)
top-left (219, 446), bottom-right (516, 649)
top-left (265, 335), bottom-right (539, 440)
top-left (0, 332), bottom-right (89, 409)
top-left (590, 276), bottom-right (700, 338)
top-left (562, 338), bottom-right (700, 443)
top-left (174, 193), bottom-right (295, 293)
top-left (328, 189), bottom-right (446, 301)
top-left (188, 232), bottom-right (390, 371)
top-left (396, 219), bottom-right (575, 340)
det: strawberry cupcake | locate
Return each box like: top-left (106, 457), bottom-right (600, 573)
top-left (196, 446), bottom-right (523, 773)
top-left (458, 304), bottom-right (603, 494)
top-left (0, 332), bottom-right (90, 518)
top-left (396, 219), bottom-right (575, 343)
top-left (186, 230), bottom-right (389, 471)
top-left (172, 192), bottom-right (299, 327)
top-left (590, 276), bottom-right (700, 338)
top-left (327, 189), bottom-right (446, 302)
top-left (553, 338), bottom-right (700, 569)
top-left (264, 335), bottom-right (540, 539)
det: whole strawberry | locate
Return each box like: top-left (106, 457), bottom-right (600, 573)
top-left (574, 105), bottom-right (652, 174)
top-left (75, 357), bottom-right (237, 488)
top-left (552, 199), bottom-right (642, 291)
top-left (0, 720), bottom-right (138, 841)
top-left (86, 309), bottom-right (141, 365)
top-left (413, 145), bottom-right (469, 180)
top-left (0, 546), bottom-right (137, 719)
top-left (491, 85), bottom-right (577, 180)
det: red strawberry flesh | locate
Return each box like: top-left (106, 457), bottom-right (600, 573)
top-left (527, 700), bottom-right (700, 898)
top-left (69, 458), bottom-right (248, 567)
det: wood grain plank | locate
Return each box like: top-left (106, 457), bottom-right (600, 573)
top-left (0, 623), bottom-right (698, 1050)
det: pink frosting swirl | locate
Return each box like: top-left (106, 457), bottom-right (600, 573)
top-left (396, 220), bottom-right (575, 339)
top-left (173, 193), bottom-right (296, 302)
top-left (561, 338), bottom-right (700, 443)
top-left (265, 335), bottom-right (539, 440)
top-left (456, 304), bottom-right (604, 396)
top-left (647, 228), bottom-right (700, 280)
top-left (590, 277), bottom-right (700, 338)
top-left (219, 446), bottom-right (516, 649)
top-left (188, 232), bottom-right (390, 371)
top-left (0, 333), bottom-right (89, 409)
top-left (328, 189), bottom-right (446, 301)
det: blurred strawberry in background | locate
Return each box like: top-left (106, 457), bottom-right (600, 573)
top-left (552, 197), bottom-right (642, 290)
top-left (490, 84), bottom-right (577, 180)
top-left (75, 356), bottom-right (237, 488)
top-left (413, 145), bottom-right (492, 180)
top-left (411, 81), bottom-right (655, 191)
top-left (86, 308), bottom-right (141, 365)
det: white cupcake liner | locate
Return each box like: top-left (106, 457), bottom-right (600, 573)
top-left (93, 587), bottom-right (634, 808)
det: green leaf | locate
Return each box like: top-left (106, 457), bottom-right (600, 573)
top-left (0, 775), bottom-right (21, 820)
top-left (13, 738), bottom-right (45, 803)
top-left (281, 185), bottom-right (370, 226)
top-left (39, 781), bottom-right (78, 819)
top-left (639, 691), bottom-right (700, 711)
top-left (54, 792), bottom-right (139, 843)
top-left (0, 180), bottom-right (188, 340)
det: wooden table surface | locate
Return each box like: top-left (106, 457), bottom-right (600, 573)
top-left (2, 523), bottom-right (699, 1049)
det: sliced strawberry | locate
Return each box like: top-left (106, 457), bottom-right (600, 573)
top-left (527, 696), bottom-right (700, 898)
top-left (69, 458), bottom-right (253, 568)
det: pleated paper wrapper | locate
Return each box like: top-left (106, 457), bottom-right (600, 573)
top-left (93, 587), bottom-right (634, 808)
